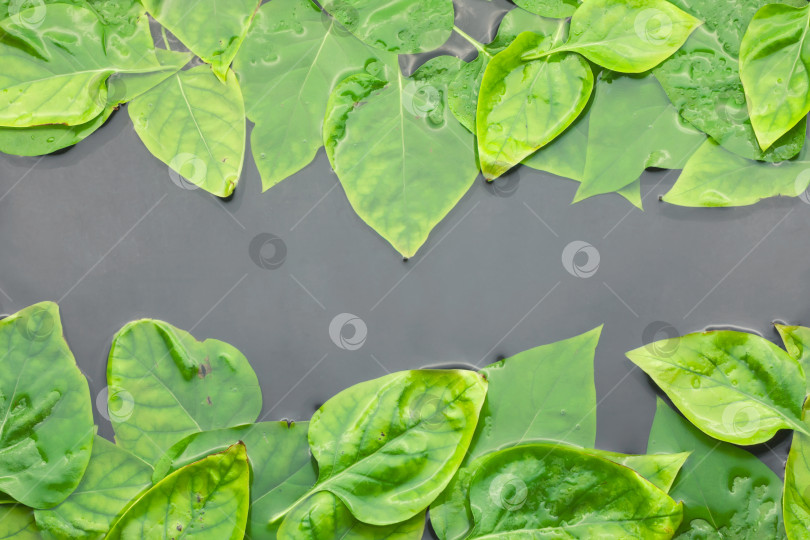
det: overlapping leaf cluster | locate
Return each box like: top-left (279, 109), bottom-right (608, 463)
top-left (2, 0), bottom-right (810, 258)
top-left (2, 301), bottom-right (810, 539)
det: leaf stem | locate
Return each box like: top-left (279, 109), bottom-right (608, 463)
top-left (453, 25), bottom-right (486, 55)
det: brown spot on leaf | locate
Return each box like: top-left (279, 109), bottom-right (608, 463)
top-left (197, 357), bottom-right (213, 378)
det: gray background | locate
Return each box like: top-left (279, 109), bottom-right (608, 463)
top-left (0, 0), bottom-right (808, 532)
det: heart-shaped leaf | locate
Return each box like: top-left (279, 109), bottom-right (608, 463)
top-left (106, 443), bottom-right (250, 539)
top-left (233, 0), bottom-right (390, 190)
top-left (626, 330), bottom-right (809, 444)
top-left (740, 2), bottom-right (810, 151)
top-left (465, 443), bottom-right (683, 539)
top-left (278, 492), bottom-right (425, 540)
top-left (477, 31), bottom-right (593, 180)
top-left (0, 505), bottom-right (39, 538)
top-left (776, 324), bottom-right (810, 388)
top-left (320, 0), bottom-right (453, 54)
top-left (648, 398), bottom-right (788, 538)
top-left (307, 369), bottom-right (486, 525)
top-left (141, 0), bottom-right (261, 81)
top-left (323, 57), bottom-right (478, 258)
top-left (784, 400), bottom-right (810, 540)
top-left (663, 139), bottom-right (810, 207)
top-left (128, 65), bottom-right (246, 197)
top-left (107, 318), bottom-right (261, 464)
top-left (33, 435), bottom-right (152, 539)
top-left (0, 302), bottom-right (94, 509)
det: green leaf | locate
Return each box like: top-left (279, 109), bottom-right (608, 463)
top-left (150, 421), bottom-right (317, 539)
top-left (141, 0), bottom-right (260, 81)
top-left (128, 65), bottom-right (246, 197)
top-left (654, 0), bottom-right (806, 162)
top-left (663, 139), bottom-right (810, 207)
top-left (107, 318), bottom-right (261, 465)
top-left (571, 72), bottom-right (704, 202)
top-left (465, 443), bottom-right (683, 539)
top-left (477, 31), bottom-right (593, 180)
top-left (776, 324), bottom-right (810, 389)
top-left (323, 57), bottom-right (478, 258)
top-left (0, 3), bottom-right (161, 127)
top-left (527, 0), bottom-right (701, 73)
top-left (307, 369), bottom-right (487, 525)
top-left (278, 492), bottom-right (425, 540)
top-left (648, 398), bottom-right (788, 539)
top-left (784, 401), bottom-right (810, 540)
top-left (626, 330), bottom-right (809, 445)
top-left (106, 443), bottom-right (250, 539)
top-left (0, 49), bottom-right (190, 157)
top-left (0, 302), bottom-right (94, 509)
top-left (522, 97), bottom-right (590, 180)
top-left (0, 505), bottom-right (40, 538)
top-left (512, 0), bottom-right (580, 18)
top-left (33, 435), bottom-right (152, 539)
top-left (740, 3), bottom-right (810, 151)
top-left (592, 449), bottom-right (690, 493)
top-left (320, 0), bottom-right (453, 54)
top-left (233, 0), bottom-right (389, 190)
top-left (448, 11), bottom-right (565, 133)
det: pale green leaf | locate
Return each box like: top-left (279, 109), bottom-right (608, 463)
top-left (784, 401), bottom-right (810, 540)
top-left (0, 505), bottom-right (40, 539)
top-left (512, 0), bottom-right (580, 18)
top-left (776, 324), bottom-right (810, 389)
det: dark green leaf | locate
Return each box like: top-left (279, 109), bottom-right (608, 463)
top-left (0, 302), bottom-right (94, 509)
top-left (323, 56), bottom-right (478, 257)
top-left (626, 330), bottom-right (809, 445)
top-left (107, 318), bottom-right (261, 464)
top-left (784, 401), bottom-right (810, 540)
top-left (106, 443), bottom-right (250, 539)
top-left (33, 435), bottom-right (152, 539)
top-left (307, 369), bottom-right (486, 525)
top-left (648, 398), bottom-right (788, 539)
top-left (477, 31), bottom-right (593, 180)
top-left (740, 2), bottom-right (810, 151)
top-left (128, 65), bottom-right (246, 197)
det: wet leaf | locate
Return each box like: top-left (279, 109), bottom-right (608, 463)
top-left (107, 318), bottom-right (261, 464)
top-left (465, 443), bottom-right (682, 539)
top-left (0, 302), bottom-right (94, 509)
top-left (323, 56), bottom-right (478, 258)
top-left (0, 3), bottom-right (161, 127)
top-left (654, 0), bottom-right (806, 162)
top-left (0, 505), bottom-right (40, 538)
top-left (525, 0), bottom-right (701, 73)
top-left (648, 398), bottom-right (787, 539)
top-left (128, 65), bottom-right (246, 197)
top-left (626, 330), bottom-right (809, 445)
top-left (278, 492), bottom-right (425, 540)
top-left (784, 401), bottom-right (810, 540)
top-left (663, 139), bottom-right (810, 207)
top-left (307, 370), bottom-right (486, 525)
top-left (33, 435), bottom-right (152, 539)
top-left (106, 443), bottom-right (250, 539)
top-left (740, 2), bottom-right (810, 152)
top-left (151, 421), bottom-right (317, 539)
top-left (594, 449), bottom-right (690, 493)
top-left (233, 0), bottom-right (389, 190)
top-left (141, 0), bottom-right (260, 81)
top-left (776, 324), bottom-right (810, 388)
top-left (512, 0), bottom-right (580, 18)
top-left (477, 31), bottom-right (593, 180)
top-left (321, 0), bottom-right (453, 53)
